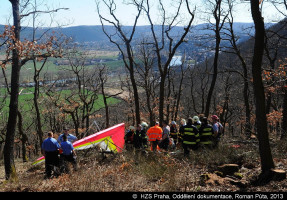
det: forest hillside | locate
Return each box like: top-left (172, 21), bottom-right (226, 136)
top-left (0, 0), bottom-right (287, 194)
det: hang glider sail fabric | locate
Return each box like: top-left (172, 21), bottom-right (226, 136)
top-left (32, 123), bottom-right (125, 165)
top-left (74, 123), bottom-right (125, 151)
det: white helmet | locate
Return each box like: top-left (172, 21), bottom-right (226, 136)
top-left (181, 119), bottom-right (186, 125)
top-left (141, 122), bottom-right (148, 128)
top-left (193, 116), bottom-right (200, 122)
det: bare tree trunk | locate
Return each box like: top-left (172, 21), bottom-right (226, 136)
top-left (250, 0), bottom-right (274, 173)
top-left (281, 79), bottom-right (287, 139)
top-left (205, 0), bottom-right (227, 117)
top-left (33, 59), bottom-right (46, 152)
top-left (226, 0), bottom-right (251, 137)
top-left (205, 33), bottom-right (220, 117)
top-left (243, 65), bottom-right (252, 137)
top-left (171, 60), bottom-right (186, 121)
top-left (97, 0), bottom-right (142, 126)
top-left (17, 111), bottom-right (28, 162)
top-left (144, 0), bottom-right (195, 125)
top-left (130, 67), bottom-right (141, 125)
top-left (4, 0), bottom-right (21, 180)
top-left (264, 43), bottom-right (278, 114)
top-left (135, 41), bottom-right (157, 126)
top-left (99, 66), bottom-right (110, 128)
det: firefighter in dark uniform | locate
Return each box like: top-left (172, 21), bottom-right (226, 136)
top-left (199, 117), bottom-right (214, 149)
top-left (134, 124), bottom-right (146, 149)
top-left (180, 117), bottom-right (200, 156)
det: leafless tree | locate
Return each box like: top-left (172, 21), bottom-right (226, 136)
top-left (203, 0), bottom-right (229, 117)
top-left (98, 65), bottom-right (123, 128)
top-left (221, 0), bottom-right (252, 137)
top-left (96, 0), bottom-right (143, 126)
top-left (2, 0), bottom-right (68, 179)
top-left (133, 37), bottom-right (160, 125)
top-left (142, 0), bottom-right (195, 125)
top-left (250, 0), bottom-right (274, 177)
top-left (167, 54), bottom-right (189, 122)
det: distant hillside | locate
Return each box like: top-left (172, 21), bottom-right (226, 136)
top-left (52, 23), bottom-right (256, 43)
top-left (0, 22), bottom-right (276, 63)
top-left (0, 22), bottom-right (260, 64)
top-left (1, 22), bottom-right (256, 43)
top-left (62, 23), bottom-right (256, 44)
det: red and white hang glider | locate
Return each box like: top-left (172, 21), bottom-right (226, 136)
top-left (32, 123), bottom-right (125, 165)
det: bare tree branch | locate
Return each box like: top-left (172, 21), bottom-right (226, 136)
top-left (20, 7), bottom-right (69, 18)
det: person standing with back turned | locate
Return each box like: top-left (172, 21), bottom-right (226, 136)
top-left (211, 115), bottom-right (223, 148)
top-left (158, 120), bottom-right (170, 151)
top-left (41, 131), bottom-right (60, 179)
top-left (180, 118), bottom-right (200, 157)
top-left (147, 122), bottom-right (163, 152)
top-left (60, 134), bottom-right (77, 173)
top-left (199, 117), bottom-right (214, 149)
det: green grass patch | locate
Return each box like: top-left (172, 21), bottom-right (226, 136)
top-left (0, 87), bottom-right (121, 115)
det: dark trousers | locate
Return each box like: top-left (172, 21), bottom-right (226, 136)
top-left (60, 154), bottom-right (77, 173)
top-left (158, 138), bottom-right (169, 150)
top-left (150, 140), bottom-right (159, 152)
top-left (183, 144), bottom-right (198, 156)
top-left (213, 137), bottom-right (220, 148)
top-left (45, 151), bottom-right (59, 178)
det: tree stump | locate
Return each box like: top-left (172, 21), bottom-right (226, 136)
top-left (218, 164), bottom-right (240, 176)
top-left (252, 169), bottom-right (286, 186)
top-left (271, 169), bottom-right (286, 181)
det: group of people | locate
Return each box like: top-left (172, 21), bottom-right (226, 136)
top-left (125, 115), bottom-right (223, 156)
top-left (41, 127), bottom-right (78, 179)
top-left (41, 115), bottom-right (223, 178)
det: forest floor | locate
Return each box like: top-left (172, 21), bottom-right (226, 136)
top-left (0, 135), bottom-right (287, 192)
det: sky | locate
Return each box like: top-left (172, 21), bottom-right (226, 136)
top-left (0, 0), bottom-right (285, 27)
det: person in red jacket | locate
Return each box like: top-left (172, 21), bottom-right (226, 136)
top-left (146, 122), bottom-right (163, 152)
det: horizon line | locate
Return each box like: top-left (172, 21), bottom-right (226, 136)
top-left (0, 21), bottom-right (262, 29)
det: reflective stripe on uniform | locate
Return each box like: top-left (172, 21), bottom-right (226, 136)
top-left (147, 125), bottom-right (162, 141)
top-left (183, 141), bottom-right (197, 145)
top-left (184, 128), bottom-right (194, 132)
top-left (184, 132), bottom-right (195, 136)
top-left (202, 132), bottom-right (212, 136)
top-left (147, 132), bottom-right (161, 141)
top-left (200, 126), bottom-right (213, 145)
top-left (183, 129), bottom-right (199, 144)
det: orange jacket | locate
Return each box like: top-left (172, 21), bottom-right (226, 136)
top-left (147, 125), bottom-right (163, 141)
